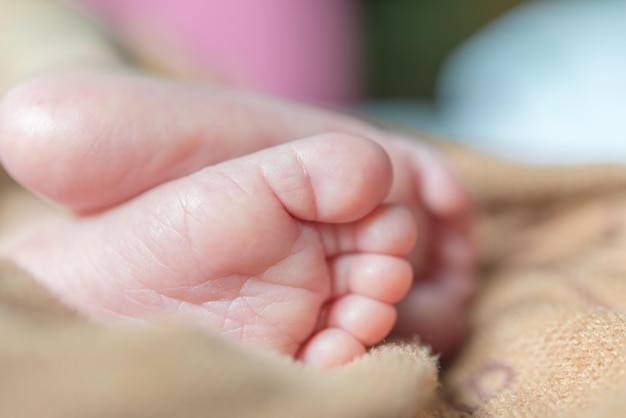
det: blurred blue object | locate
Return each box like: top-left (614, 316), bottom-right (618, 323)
top-left (434, 0), bottom-right (626, 164)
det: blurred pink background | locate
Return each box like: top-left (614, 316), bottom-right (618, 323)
top-left (73, 0), bottom-right (363, 105)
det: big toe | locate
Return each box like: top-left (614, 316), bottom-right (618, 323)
top-left (253, 132), bottom-right (394, 223)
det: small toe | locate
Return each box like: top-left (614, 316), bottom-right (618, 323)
top-left (297, 328), bottom-right (366, 367)
top-left (327, 294), bottom-right (396, 346)
top-left (330, 254), bottom-right (413, 304)
top-left (407, 140), bottom-right (471, 219)
top-left (319, 204), bottom-right (418, 258)
top-left (258, 133), bottom-right (393, 224)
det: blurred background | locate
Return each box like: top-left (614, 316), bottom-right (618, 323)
top-left (364, 0), bottom-right (524, 100)
top-left (72, 0), bottom-right (525, 104)
top-left (6, 0), bottom-right (626, 164)
top-left (361, 0), bottom-right (626, 165)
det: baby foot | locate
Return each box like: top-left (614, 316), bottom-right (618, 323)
top-left (3, 134), bottom-right (417, 367)
top-left (0, 73), bottom-right (474, 356)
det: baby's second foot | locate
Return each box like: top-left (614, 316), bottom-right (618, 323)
top-left (374, 135), bottom-right (475, 356)
top-left (4, 134), bottom-right (416, 367)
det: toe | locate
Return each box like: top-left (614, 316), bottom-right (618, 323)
top-left (318, 204), bottom-right (418, 258)
top-left (327, 294), bottom-right (397, 346)
top-left (406, 139), bottom-right (472, 219)
top-left (255, 133), bottom-right (393, 223)
top-left (330, 254), bottom-right (413, 304)
top-left (297, 328), bottom-right (366, 367)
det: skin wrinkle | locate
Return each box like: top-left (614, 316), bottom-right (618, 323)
top-left (98, 223), bottom-right (152, 289)
top-left (128, 288), bottom-right (235, 328)
top-left (345, 222), bottom-right (358, 255)
top-left (328, 255), bottom-right (352, 299)
top-left (162, 276), bottom-right (251, 306)
top-left (157, 291), bottom-right (184, 314)
top-left (143, 132), bottom-right (203, 192)
top-left (320, 223), bottom-right (339, 257)
top-left (260, 142), bottom-right (318, 221)
top-left (208, 166), bottom-right (271, 229)
top-left (290, 143), bottom-right (318, 221)
top-left (233, 294), bottom-right (304, 354)
top-left (316, 222), bottom-right (357, 259)
top-left (235, 270), bottom-right (323, 347)
top-left (127, 201), bottom-right (201, 290)
top-left (211, 171), bottom-right (303, 280)
top-left (258, 244), bottom-right (319, 293)
top-left (172, 185), bottom-right (209, 282)
top-left (107, 212), bottom-right (241, 317)
top-left (167, 168), bottom-right (269, 278)
top-left (224, 297), bottom-right (261, 344)
top-left (259, 250), bottom-right (329, 296)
